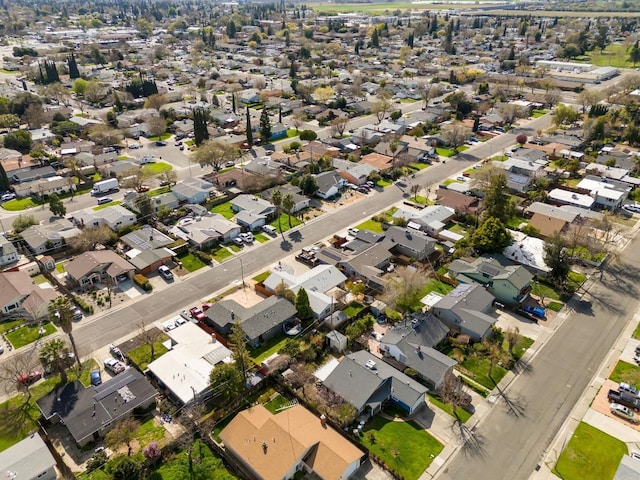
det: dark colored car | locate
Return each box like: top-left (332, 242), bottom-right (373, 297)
top-left (189, 307), bottom-right (206, 321)
top-left (90, 369), bottom-right (102, 386)
top-left (155, 140), bottom-right (167, 146)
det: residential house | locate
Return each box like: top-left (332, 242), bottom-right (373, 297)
top-left (204, 295), bottom-right (297, 346)
top-left (11, 166), bottom-right (56, 184)
top-left (576, 175), bottom-right (629, 209)
top-left (314, 171), bottom-right (345, 199)
top-left (436, 188), bottom-right (480, 214)
top-left (359, 152), bottom-right (394, 171)
top-left (378, 313), bottom-right (456, 390)
top-left (548, 188), bottom-right (595, 209)
top-left (263, 265), bottom-right (347, 319)
top-left (432, 284), bottom-right (497, 341)
top-left (339, 162), bottom-right (378, 186)
top-left (0, 234), bottom-right (19, 267)
top-left (231, 194), bottom-right (276, 231)
top-left (383, 226), bottom-right (437, 261)
top-left (37, 369), bottom-right (156, 447)
top-left (0, 433), bottom-right (57, 480)
top-left (120, 227), bottom-right (175, 275)
top-left (172, 177), bottom-right (215, 204)
top-left (171, 214), bottom-right (241, 249)
top-left (317, 242), bottom-right (391, 292)
top-left (0, 271), bottom-right (58, 316)
top-left (393, 205), bottom-right (455, 238)
top-left (147, 321), bottom-right (232, 405)
top-left (243, 157), bottom-right (282, 178)
top-left (613, 455), bottom-right (640, 480)
top-left (322, 351), bottom-right (428, 416)
top-left (220, 404), bottom-right (363, 480)
top-left (21, 218), bottom-right (81, 254)
top-left (65, 250), bottom-right (136, 289)
top-left (494, 157), bottom-right (547, 193)
top-left (262, 185), bottom-right (310, 213)
top-left (448, 257), bottom-right (533, 306)
top-left (239, 88), bottom-right (260, 104)
top-left (72, 205), bottom-right (137, 231)
top-left (14, 176), bottom-right (75, 199)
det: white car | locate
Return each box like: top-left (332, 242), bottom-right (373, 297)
top-left (623, 204), bottom-right (640, 214)
top-left (1, 192), bottom-right (16, 201)
top-left (240, 232), bottom-right (254, 243)
top-left (348, 228), bottom-right (360, 237)
top-left (104, 357), bottom-right (125, 375)
top-left (128, 143), bottom-right (141, 149)
top-left (610, 403), bottom-right (639, 423)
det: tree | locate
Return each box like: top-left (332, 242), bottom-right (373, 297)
top-left (629, 41), bottom-right (640, 67)
top-left (299, 129), bottom-right (317, 142)
top-left (137, 321), bottom-right (162, 362)
top-left (410, 183), bottom-right (421, 201)
top-left (193, 140), bottom-right (238, 171)
top-left (438, 371), bottom-right (472, 423)
top-left (282, 192), bottom-right (295, 229)
top-left (0, 163), bottom-right (9, 192)
top-left (471, 217), bottom-right (512, 253)
top-left (105, 418), bottom-right (140, 456)
top-left (137, 18), bottom-right (154, 38)
top-left (39, 339), bottom-right (72, 384)
top-left (372, 95), bottom-right (394, 124)
top-left (49, 297), bottom-right (82, 371)
top-left (209, 362), bottom-right (244, 406)
top-left (442, 124), bottom-right (470, 153)
top-left (577, 90), bottom-right (601, 114)
top-left (299, 174), bottom-right (318, 196)
top-left (291, 112), bottom-right (305, 132)
top-left (384, 267), bottom-right (425, 315)
top-left (120, 166), bottom-right (153, 192)
top-left (228, 323), bottom-right (251, 379)
top-left (147, 116), bottom-right (166, 139)
top-left (245, 107), bottom-right (253, 147)
top-left (88, 124), bottom-right (123, 146)
top-left (499, 104), bottom-right (524, 126)
top-left (4, 130), bottom-right (33, 153)
top-left (192, 107), bottom-right (209, 146)
top-left (594, 24), bottom-right (609, 53)
top-left (271, 189), bottom-right (283, 238)
top-left (0, 113), bottom-right (20, 130)
top-left (112, 457), bottom-right (142, 480)
top-left (295, 288), bottom-right (313, 320)
top-left (68, 53), bottom-right (80, 79)
top-left (259, 107), bottom-right (271, 143)
top-left (69, 225), bottom-right (114, 251)
top-left (84, 80), bottom-right (106, 105)
top-left (516, 134), bottom-right (528, 145)
top-left (12, 214), bottom-right (37, 233)
top-left (330, 117), bottom-right (348, 138)
top-left (143, 442), bottom-right (162, 465)
top-left (553, 104), bottom-right (580, 126)
top-left (483, 172), bottom-right (514, 223)
top-left (159, 169), bottom-right (177, 187)
top-left (543, 232), bottom-right (571, 284)
top-left (23, 103), bottom-right (45, 128)
top-left (48, 193), bottom-right (66, 217)
top-left (144, 94), bottom-right (167, 112)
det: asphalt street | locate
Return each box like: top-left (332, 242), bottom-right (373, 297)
top-left (437, 229), bottom-right (640, 479)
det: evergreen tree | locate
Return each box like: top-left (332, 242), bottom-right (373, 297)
top-left (49, 193), bottom-right (66, 217)
top-left (295, 288), bottom-right (313, 321)
top-left (371, 28), bottom-right (379, 49)
top-left (232, 93), bottom-right (236, 113)
top-left (259, 107), bottom-right (271, 143)
top-left (0, 163), bottom-right (9, 192)
top-left (227, 20), bottom-right (236, 38)
top-left (245, 107), bottom-right (253, 147)
top-left (193, 107), bottom-right (209, 146)
top-left (289, 61), bottom-right (297, 79)
top-left (629, 41), bottom-right (640, 67)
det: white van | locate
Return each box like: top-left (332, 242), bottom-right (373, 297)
top-left (262, 225), bottom-right (277, 236)
top-left (97, 197), bottom-right (113, 205)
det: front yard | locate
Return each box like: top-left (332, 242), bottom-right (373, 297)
top-left (360, 415), bottom-right (444, 480)
top-left (127, 334), bottom-right (170, 370)
top-left (6, 321), bottom-right (56, 349)
top-left (609, 360), bottom-right (640, 386)
top-left (176, 251), bottom-right (207, 272)
top-left (554, 422), bottom-right (626, 480)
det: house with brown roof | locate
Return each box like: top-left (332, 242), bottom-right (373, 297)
top-left (527, 213), bottom-right (568, 238)
top-left (359, 152), bottom-right (394, 171)
top-left (0, 271), bottom-right (58, 316)
top-left (220, 404), bottom-right (364, 480)
top-left (65, 250), bottom-right (135, 289)
top-left (436, 188), bottom-right (480, 213)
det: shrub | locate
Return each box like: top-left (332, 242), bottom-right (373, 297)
top-left (86, 451), bottom-right (108, 472)
top-left (133, 274), bottom-right (152, 291)
top-left (193, 250), bottom-right (213, 265)
top-left (73, 295), bottom-right (94, 314)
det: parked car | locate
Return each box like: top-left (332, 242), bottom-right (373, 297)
top-left (72, 307), bottom-right (83, 321)
top-left (608, 389), bottom-right (640, 411)
top-left (0, 345), bottom-right (3, 354)
top-left (109, 344), bottom-right (124, 361)
top-left (620, 382), bottom-right (640, 396)
top-left (104, 357), bottom-right (125, 375)
top-left (262, 225), bottom-right (277, 236)
top-left (232, 237), bottom-right (244, 247)
top-left (155, 140), bottom-right (167, 146)
top-left (189, 306), bottom-right (206, 321)
top-left (522, 305), bottom-right (545, 319)
top-left (1, 192), bottom-right (16, 201)
top-left (174, 141), bottom-right (182, 147)
top-left (128, 143), bottom-right (141, 149)
top-left (17, 370), bottom-right (42, 386)
top-left (240, 232), bottom-right (254, 244)
top-left (348, 227), bottom-right (360, 237)
top-left (623, 204), bottom-right (640, 214)
top-left (97, 197), bottom-right (113, 205)
top-left (610, 403), bottom-right (639, 423)
top-left (90, 369), bottom-right (102, 386)
top-left (158, 265), bottom-right (174, 281)
top-left (225, 161), bottom-right (235, 167)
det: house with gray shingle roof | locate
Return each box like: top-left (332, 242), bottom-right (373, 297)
top-left (65, 250), bottom-right (136, 289)
top-left (432, 284), bottom-right (497, 341)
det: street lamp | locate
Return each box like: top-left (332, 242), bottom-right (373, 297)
top-left (239, 258), bottom-right (245, 291)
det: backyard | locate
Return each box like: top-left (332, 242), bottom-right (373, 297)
top-left (360, 415), bottom-right (444, 480)
top-left (250, 333), bottom-right (289, 364)
top-left (210, 201), bottom-right (234, 219)
top-left (554, 422), bottom-right (627, 480)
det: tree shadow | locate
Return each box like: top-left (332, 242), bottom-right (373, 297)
top-left (452, 420), bottom-right (486, 458)
top-left (512, 358), bottom-right (533, 376)
top-left (279, 240), bottom-right (292, 251)
top-left (288, 230), bottom-right (303, 243)
top-left (0, 398), bottom-right (38, 440)
top-left (491, 382), bottom-right (527, 418)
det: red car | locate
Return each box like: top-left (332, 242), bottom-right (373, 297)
top-left (189, 307), bottom-right (206, 321)
top-left (17, 370), bottom-right (42, 386)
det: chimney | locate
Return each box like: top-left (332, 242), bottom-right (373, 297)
top-left (211, 333), bottom-right (217, 343)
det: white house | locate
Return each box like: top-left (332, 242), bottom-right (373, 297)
top-left (172, 177), bottom-right (215, 204)
top-left (72, 205), bottom-right (137, 231)
top-left (0, 433), bottom-right (57, 480)
top-left (0, 234), bottom-right (19, 266)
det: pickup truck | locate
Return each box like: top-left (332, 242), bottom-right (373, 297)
top-left (608, 389), bottom-right (640, 411)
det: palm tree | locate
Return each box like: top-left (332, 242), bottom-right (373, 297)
top-left (271, 189), bottom-right (283, 239)
top-left (48, 297), bottom-right (82, 371)
top-left (282, 193), bottom-right (295, 229)
top-left (39, 338), bottom-right (72, 384)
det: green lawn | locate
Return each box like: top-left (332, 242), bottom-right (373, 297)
top-left (252, 271), bottom-right (271, 283)
top-left (587, 43), bottom-right (639, 68)
top-left (55, 261), bottom-right (68, 273)
top-left (506, 215), bottom-right (528, 229)
top-left (436, 147), bottom-right (456, 157)
top-left (427, 394), bottom-right (472, 424)
top-left (448, 223), bottom-right (467, 235)
top-left (92, 200), bottom-right (121, 211)
top-left (79, 359), bottom-right (99, 387)
top-left (210, 201), bottom-right (235, 219)
top-left (254, 232), bottom-right (269, 243)
top-left (263, 394), bottom-right (292, 414)
top-left (377, 178), bottom-right (393, 188)
top-left (568, 271), bottom-right (587, 291)
top-left (532, 281), bottom-right (562, 301)
top-left (209, 245), bottom-right (233, 263)
top-left (459, 356), bottom-right (508, 390)
top-left (2, 198), bottom-right (40, 211)
top-left (356, 218), bottom-right (384, 233)
top-left (136, 416), bottom-right (167, 445)
top-left (360, 416), bottom-right (444, 480)
top-left (408, 162), bottom-right (429, 171)
top-left (344, 301), bottom-right (366, 318)
top-left (6, 322), bottom-right (56, 349)
top-left (269, 213), bottom-right (302, 234)
top-left (531, 109), bottom-right (548, 118)
top-left (412, 280), bottom-right (454, 311)
top-left (609, 360), bottom-right (640, 386)
top-left (250, 333), bottom-right (289, 364)
top-left (177, 251), bottom-right (207, 272)
top-left (148, 133), bottom-right (172, 141)
top-left (227, 243), bottom-right (242, 252)
top-left (0, 319), bottom-right (23, 334)
top-left (148, 186), bottom-right (171, 197)
top-left (548, 301), bottom-right (564, 312)
top-left (633, 323), bottom-right (640, 340)
top-left (554, 422), bottom-right (627, 480)
top-left (127, 335), bottom-right (170, 371)
top-left (143, 161), bottom-right (172, 175)
top-left (31, 274), bottom-right (48, 284)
